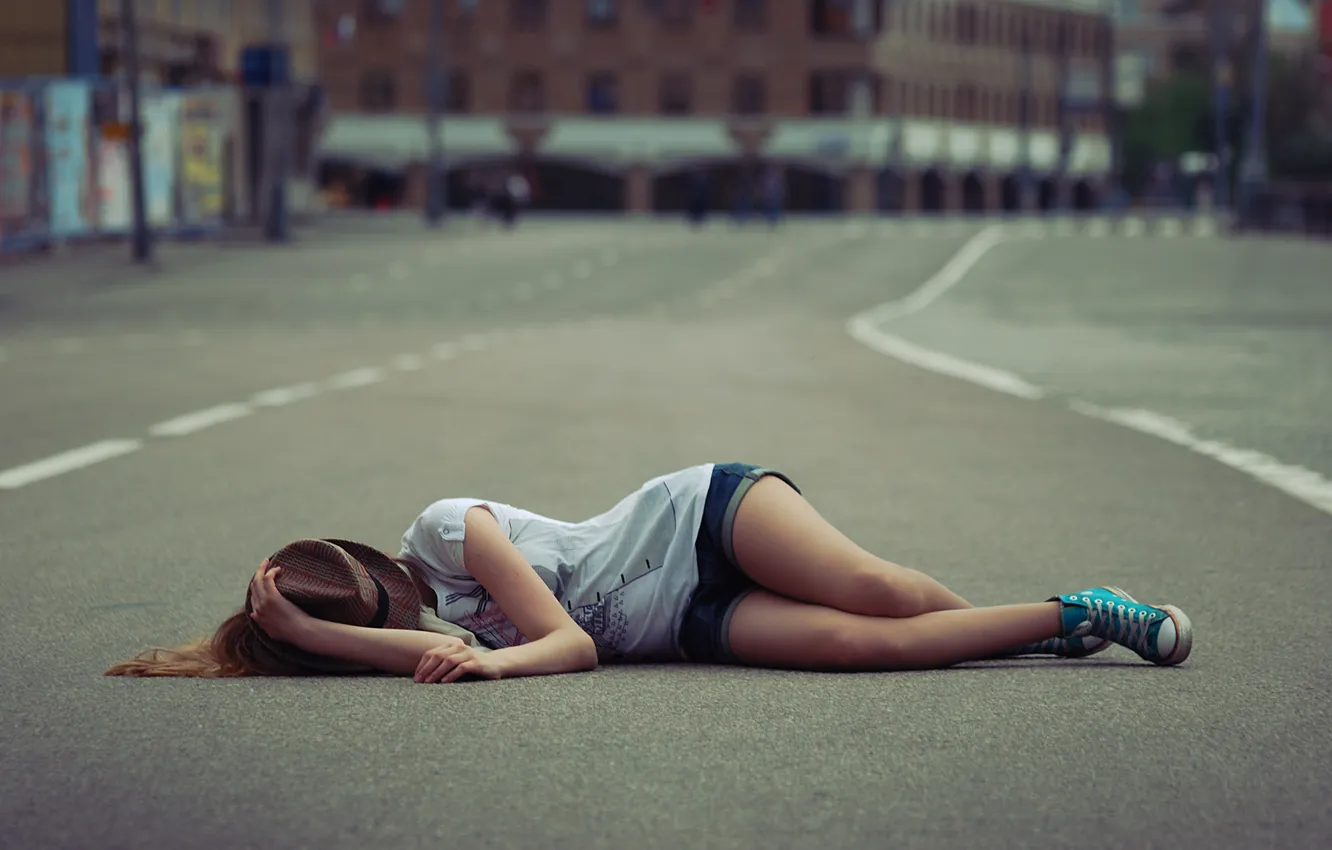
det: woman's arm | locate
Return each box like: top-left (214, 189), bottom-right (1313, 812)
top-left (457, 506), bottom-right (599, 676)
top-left (289, 621), bottom-right (461, 676)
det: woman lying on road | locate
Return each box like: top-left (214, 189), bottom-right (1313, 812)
top-left (107, 463), bottom-right (1192, 681)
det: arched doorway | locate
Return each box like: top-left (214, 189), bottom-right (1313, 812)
top-left (920, 169), bottom-right (946, 214)
top-left (877, 169), bottom-right (907, 213)
top-left (527, 159), bottom-right (625, 211)
top-left (784, 164), bottom-right (844, 213)
top-left (1037, 178), bottom-right (1057, 213)
top-left (960, 172), bottom-right (986, 214)
top-left (1072, 180), bottom-right (1097, 211)
top-left (653, 160), bottom-right (749, 214)
top-left (1000, 174), bottom-right (1021, 213)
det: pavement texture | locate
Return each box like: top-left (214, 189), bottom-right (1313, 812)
top-left (1, 215), bottom-right (1329, 850)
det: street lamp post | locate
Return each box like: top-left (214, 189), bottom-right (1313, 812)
top-left (1211, 0), bottom-right (1233, 210)
top-left (425, 0), bottom-right (448, 226)
top-left (120, 0), bottom-right (151, 263)
top-left (1238, 0), bottom-right (1269, 227)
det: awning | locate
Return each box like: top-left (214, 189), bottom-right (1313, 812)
top-left (538, 118), bottom-right (736, 169)
top-left (762, 120), bottom-right (896, 168)
top-left (317, 114), bottom-right (516, 168)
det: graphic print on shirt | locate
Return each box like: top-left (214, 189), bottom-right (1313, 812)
top-left (537, 557), bottom-right (665, 661)
top-left (439, 573), bottom-right (526, 648)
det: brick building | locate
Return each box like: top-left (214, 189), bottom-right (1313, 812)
top-left (316, 0), bottom-right (1118, 213)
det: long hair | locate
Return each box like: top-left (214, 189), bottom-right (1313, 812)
top-left (104, 609), bottom-right (311, 678)
top-left (105, 557), bottom-right (481, 678)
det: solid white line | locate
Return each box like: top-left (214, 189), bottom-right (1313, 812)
top-left (1069, 402), bottom-right (1332, 515)
top-left (0, 439), bottom-right (144, 490)
top-left (150, 403), bottom-right (252, 437)
top-left (846, 320), bottom-right (1045, 399)
top-left (251, 382), bottom-right (320, 408)
top-left (856, 226), bottom-right (1008, 324)
top-left (847, 224), bottom-right (1332, 518)
top-left (327, 367), bottom-right (384, 390)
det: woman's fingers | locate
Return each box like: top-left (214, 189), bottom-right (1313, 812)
top-left (440, 658), bottom-right (476, 684)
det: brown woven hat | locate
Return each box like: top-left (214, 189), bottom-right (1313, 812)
top-left (245, 538), bottom-right (423, 673)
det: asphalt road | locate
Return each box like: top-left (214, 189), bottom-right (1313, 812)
top-left (1, 215), bottom-right (1329, 850)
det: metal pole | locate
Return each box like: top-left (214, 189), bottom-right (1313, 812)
top-left (120, 0), bottom-right (152, 263)
top-left (426, 0), bottom-right (448, 226)
top-left (1238, 0), bottom-right (1269, 226)
top-left (1055, 16), bottom-right (1072, 213)
top-left (1019, 20), bottom-right (1034, 213)
top-left (264, 0), bottom-right (289, 241)
top-left (1100, 8), bottom-right (1123, 211)
top-left (1211, 0), bottom-right (1232, 209)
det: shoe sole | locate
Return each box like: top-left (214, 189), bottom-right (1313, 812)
top-left (1103, 585), bottom-right (1193, 666)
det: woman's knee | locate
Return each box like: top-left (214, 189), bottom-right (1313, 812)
top-left (844, 565), bottom-right (930, 618)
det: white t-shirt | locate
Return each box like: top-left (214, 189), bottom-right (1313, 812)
top-left (397, 464), bottom-right (714, 662)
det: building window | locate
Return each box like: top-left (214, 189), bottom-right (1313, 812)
top-left (509, 71), bottom-right (544, 112)
top-left (956, 3), bottom-right (978, 45)
top-left (732, 74), bottom-right (766, 115)
top-left (809, 69), bottom-right (877, 115)
top-left (587, 0), bottom-right (618, 28)
top-left (447, 71), bottom-right (470, 113)
top-left (659, 73), bottom-right (692, 114)
top-left (810, 0), bottom-right (881, 37)
top-left (586, 72), bottom-right (619, 114)
top-left (956, 84), bottom-right (977, 121)
top-left (359, 68), bottom-right (396, 111)
top-left (362, 0), bottom-right (405, 25)
top-left (734, 0), bottom-right (765, 30)
top-left (511, 0), bottom-right (547, 30)
top-left (659, 0), bottom-right (692, 28)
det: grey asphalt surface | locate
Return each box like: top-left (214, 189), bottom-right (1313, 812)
top-left (1, 215), bottom-right (1329, 850)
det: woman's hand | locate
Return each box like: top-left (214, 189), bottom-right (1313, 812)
top-left (414, 638), bottom-right (502, 684)
top-left (248, 560), bottom-right (315, 645)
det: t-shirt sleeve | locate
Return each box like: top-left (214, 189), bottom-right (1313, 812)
top-left (398, 498), bottom-right (512, 581)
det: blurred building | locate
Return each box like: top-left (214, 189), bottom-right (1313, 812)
top-left (1114, 0), bottom-right (1316, 85)
top-left (315, 0), bottom-right (1119, 214)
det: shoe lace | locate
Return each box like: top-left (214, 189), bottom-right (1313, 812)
top-left (1082, 595), bottom-right (1158, 656)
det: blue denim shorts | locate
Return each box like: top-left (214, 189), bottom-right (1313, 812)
top-left (678, 462), bottom-right (801, 665)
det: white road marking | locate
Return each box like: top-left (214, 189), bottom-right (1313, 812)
top-left (1123, 216), bottom-right (1146, 237)
top-left (150, 403), bottom-right (253, 437)
top-left (0, 439), bottom-right (144, 490)
top-left (1159, 218), bottom-right (1183, 238)
top-left (1087, 219), bottom-right (1110, 238)
top-left (431, 342), bottom-right (457, 360)
top-left (1069, 402), bottom-right (1332, 516)
top-left (327, 367), bottom-right (384, 390)
top-left (394, 354), bottom-right (424, 371)
top-left (848, 224), bottom-right (1332, 519)
top-left (251, 382), bottom-right (320, 408)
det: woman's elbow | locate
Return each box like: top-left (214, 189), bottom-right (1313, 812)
top-left (571, 632), bottom-right (599, 671)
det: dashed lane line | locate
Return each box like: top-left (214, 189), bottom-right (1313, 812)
top-left (0, 439), bottom-right (144, 490)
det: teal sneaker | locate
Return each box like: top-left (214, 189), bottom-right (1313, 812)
top-left (1053, 586), bottom-right (1192, 666)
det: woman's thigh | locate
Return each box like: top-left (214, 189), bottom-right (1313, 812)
top-left (728, 475), bottom-right (930, 617)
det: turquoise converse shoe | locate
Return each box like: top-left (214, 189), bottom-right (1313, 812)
top-left (1053, 586), bottom-right (1192, 666)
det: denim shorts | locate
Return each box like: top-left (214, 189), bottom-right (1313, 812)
top-left (678, 462), bottom-right (801, 665)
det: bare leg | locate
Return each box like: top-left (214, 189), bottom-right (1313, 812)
top-left (731, 476), bottom-right (973, 618)
top-left (728, 590), bottom-right (1063, 671)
